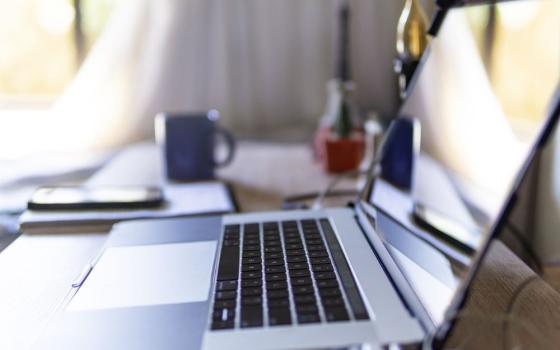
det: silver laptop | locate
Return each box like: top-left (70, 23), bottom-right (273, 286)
top-left (36, 1), bottom-right (560, 349)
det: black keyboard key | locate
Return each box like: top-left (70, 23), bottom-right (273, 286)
top-left (281, 220), bottom-right (297, 227)
top-left (283, 232), bottom-right (300, 239)
top-left (312, 264), bottom-right (333, 272)
top-left (292, 285), bottom-right (314, 295)
top-left (287, 256), bottom-right (306, 263)
top-left (243, 251), bottom-right (261, 258)
top-left (264, 240), bottom-right (281, 247)
top-left (267, 298), bottom-right (290, 308)
top-left (302, 231), bottom-right (319, 236)
top-left (243, 245), bottom-right (260, 252)
top-left (308, 250), bottom-right (328, 258)
top-left (291, 277), bottom-right (312, 286)
top-left (242, 271), bottom-right (262, 280)
top-left (319, 288), bottom-right (342, 298)
top-left (304, 235), bottom-right (322, 242)
top-left (296, 304), bottom-right (318, 314)
top-left (264, 246), bottom-right (282, 253)
top-left (241, 264), bottom-right (262, 272)
top-left (241, 296), bottom-right (263, 306)
top-left (316, 279), bottom-right (339, 289)
top-left (216, 280), bottom-right (238, 291)
top-left (223, 240), bottom-right (240, 247)
top-left (265, 266), bottom-right (285, 274)
top-left (314, 272), bottom-right (336, 280)
top-left (242, 279), bottom-right (262, 288)
top-left (244, 239), bottom-right (260, 245)
top-left (288, 262), bottom-right (308, 270)
top-left (267, 290), bottom-right (288, 299)
top-left (305, 239), bottom-right (323, 245)
top-left (242, 257), bottom-right (261, 264)
top-left (321, 297), bottom-right (344, 307)
top-left (242, 287), bottom-right (262, 297)
top-left (242, 264), bottom-right (261, 272)
top-left (215, 291), bottom-right (237, 300)
top-left (217, 246), bottom-right (240, 281)
top-left (214, 300), bottom-right (236, 309)
top-left (241, 307), bottom-right (263, 328)
top-left (264, 252), bottom-right (283, 259)
top-left (211, 320), bottom-right (234, 330)
top-left (225, 224), bottom-right (241, 233)
top-left (265, 258), bottom-right (284, 266)
top-left (285, 243), bottom-right (303, 250)
top-left (266, 273), bottom-right (287, 282)
top-left (324, 307), bottom-right (350, 322)
top-left (284, 238), bottom-right (302, 244)
top-left (263, 222), bottom-right (278, 229)
top-left (297, 313), bottom-right (320, 324)
top-left (289, 269), bottom-right (310, 277)
top-left (310, 257), bottom-right (331, 265)
top-left (269, 309), bottom-right (292, 326)
top-left (306, 245), bottom-right (326, 252)
top-left (300, 219), bottom-right (317, 226)
top-left (286, 249), bottom-right (305, 257)
top-left (266, 281), bottom-right (287, 290)
top-left (294, 294), bottom-right (316, 305)
top-left (244, 223), bottom-right (259, 233)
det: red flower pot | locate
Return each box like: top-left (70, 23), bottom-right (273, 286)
top-left (324, 132), bottom-right (365, 173)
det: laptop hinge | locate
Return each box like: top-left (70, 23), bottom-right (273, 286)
top-left (354, 201), bottom-right (436, 333)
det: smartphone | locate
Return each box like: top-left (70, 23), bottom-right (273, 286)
top-left (28, 186), bottom-right (164, 210)
top-left (412, 202), bottom-right (481, 254)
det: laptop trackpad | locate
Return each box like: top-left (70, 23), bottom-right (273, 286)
top-left (67, 241), bottom-right (217, 311)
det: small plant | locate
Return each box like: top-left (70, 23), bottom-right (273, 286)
top-left (333, 87), bottom-right (352, 139)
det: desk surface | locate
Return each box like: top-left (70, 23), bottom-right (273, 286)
top-left (0, 142), bottom-right (558, 349)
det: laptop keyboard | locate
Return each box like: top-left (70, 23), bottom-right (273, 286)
top-left (210, 218), bottom-right (369, 330)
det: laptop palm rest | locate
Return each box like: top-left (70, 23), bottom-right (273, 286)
top-left (68, 241), bottom-right (217, 311)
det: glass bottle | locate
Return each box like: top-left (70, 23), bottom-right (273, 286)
top-left (397, 0), bottom-right (428, 61)
top-left (395, 0), bottom-right (429, 98)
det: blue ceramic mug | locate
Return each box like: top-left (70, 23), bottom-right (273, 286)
top-left (155, 110), bottom-right (236, 181)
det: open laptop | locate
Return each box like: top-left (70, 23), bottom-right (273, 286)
top-left (36, 0), bottom-right (560, 349)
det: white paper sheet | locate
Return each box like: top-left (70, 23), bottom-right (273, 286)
top-left (67, 241), bottom-right (217, 311)
top-left (20, 182), bottom-right (233, 226)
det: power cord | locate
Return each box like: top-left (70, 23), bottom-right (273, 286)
top-left (311, 169), bottom-right (369, 210)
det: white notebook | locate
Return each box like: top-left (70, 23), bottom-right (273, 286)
top-left (19, 143), bottom-right (236, 233)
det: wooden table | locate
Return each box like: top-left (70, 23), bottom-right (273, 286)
top-left (0, 142), bottom-right (558, 350)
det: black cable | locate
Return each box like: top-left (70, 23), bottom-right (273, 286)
top-left (283, 190), bottom-right (359, 205)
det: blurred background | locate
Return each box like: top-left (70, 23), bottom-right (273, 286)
top-left (1, 0), bottom-right (557, 159)
top-left (0, 0), bottom-right (438, 159)
top-left (1, 0), bottom-right (559, 264)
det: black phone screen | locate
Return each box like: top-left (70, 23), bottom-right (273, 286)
top-left (28, 186), bottom-right (164, 210)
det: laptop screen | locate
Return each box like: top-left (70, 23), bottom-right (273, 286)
top-left (370, 0), bottom-right (560, 326)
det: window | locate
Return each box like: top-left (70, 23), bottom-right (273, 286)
top-left (0, 0), bottom-right (117, 107)
top-left (466, 1), bottom-right (560, 139)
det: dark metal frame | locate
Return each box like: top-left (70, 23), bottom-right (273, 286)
top-left (418, 0), bottom-right (560, 347)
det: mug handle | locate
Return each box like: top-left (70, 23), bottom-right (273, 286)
top-left (214, 127), bottom-right (236, 167)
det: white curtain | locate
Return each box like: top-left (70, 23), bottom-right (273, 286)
top-left (47, 0), bottom-right (429, 151)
